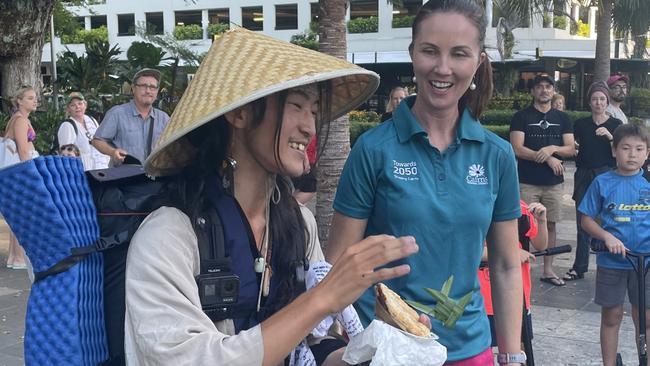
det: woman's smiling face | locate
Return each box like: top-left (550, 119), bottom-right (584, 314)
top-left (409, 12), bottom-right (485, 114)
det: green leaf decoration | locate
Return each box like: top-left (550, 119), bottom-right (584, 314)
top-left (408, 275), bottom-right (474, 329)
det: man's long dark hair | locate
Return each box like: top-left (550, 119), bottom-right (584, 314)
top-left (177, 82), bottom-right (331, 311)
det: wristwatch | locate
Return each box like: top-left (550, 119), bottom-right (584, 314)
top-left (497, 351), bottom-right (527, 364)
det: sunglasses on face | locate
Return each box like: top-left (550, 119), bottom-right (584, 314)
top-left (60, 144), bottom-right (80, 155)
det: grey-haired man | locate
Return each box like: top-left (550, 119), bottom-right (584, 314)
top-left (92, 68), bottom-right (170, 165)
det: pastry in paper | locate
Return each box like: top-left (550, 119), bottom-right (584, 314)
top-left (375, 283), bottom-right (430, 337)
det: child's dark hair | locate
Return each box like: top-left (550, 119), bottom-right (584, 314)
top-left (612, 124), bottom-right (650, 148)
top-left (409, 0), bottom-right (493, 118)
top-left (59, 144), bottom-right (80, 156)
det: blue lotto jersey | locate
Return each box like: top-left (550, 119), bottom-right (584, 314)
top-left (334, 97), bottom-right (521, 361)
top-left (578, 170), bottom-right (650, 269)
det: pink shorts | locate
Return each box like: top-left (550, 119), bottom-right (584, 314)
top-left (444, 348), bottom-right (493, 366)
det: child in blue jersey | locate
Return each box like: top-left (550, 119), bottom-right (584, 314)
top-left (579, 124), bottom-right (650, 366)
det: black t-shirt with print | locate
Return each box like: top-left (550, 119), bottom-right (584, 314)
top-left (573, 116), bottom-right (621, 169)
top-left (509, 105), bottom-right (572, 186)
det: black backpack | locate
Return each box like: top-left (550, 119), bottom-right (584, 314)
top-left (32, 165), bottom-right (232, 366)
top-left (32, 164), bottom-right (307, 366)
top-left (50, 118), bottom-right (79, 155)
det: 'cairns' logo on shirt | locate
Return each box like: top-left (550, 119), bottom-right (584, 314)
top-left (392, 160), bottom-right (419, 181)
top-left (466, 164), bottom-right (488, 185)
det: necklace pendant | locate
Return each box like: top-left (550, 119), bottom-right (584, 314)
top-left (254, 257), bottom-right (265, 273)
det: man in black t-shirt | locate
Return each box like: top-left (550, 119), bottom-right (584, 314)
top-left (509, 74), bottom-right (576, 286)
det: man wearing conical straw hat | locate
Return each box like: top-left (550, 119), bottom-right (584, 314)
top-left (124, 28), bottom-right (427, 365)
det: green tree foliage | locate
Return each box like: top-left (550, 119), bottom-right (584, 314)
top-left (207, 23), bottom-right (229, 38)
top-left (173, 24), bottom-right (203, 40)
top-left (290, 22), bottom-right (319, 50)
top-left (57, 39), bottom-right (121, 93)
top-left (61, 26), bottom-right (108, 44)
top-left (392, 15), bottom-right (414, 28)
top-left (347, 16), bottom-right (379, 33)
top-left (127, 41), bottom-right (166, 69)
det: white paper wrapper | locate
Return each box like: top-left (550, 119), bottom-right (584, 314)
top-left (342, 320), bottom-right (447, 366)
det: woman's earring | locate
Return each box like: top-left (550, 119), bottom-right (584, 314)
top-left (412, 76), bottom-right (417, 83)
top-left (469, 81), bottom-right (477, 91)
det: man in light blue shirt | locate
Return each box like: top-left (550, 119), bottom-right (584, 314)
top-left (92, 68), bottom-right (170, 165)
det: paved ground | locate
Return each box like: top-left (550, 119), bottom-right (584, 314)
top-left (0, 161), bottom-right (643, 365)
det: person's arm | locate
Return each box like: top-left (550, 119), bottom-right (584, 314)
top-left (12, 117), bottom-right (33, 161)
top-left (580, 215), bottom-right (625, 256)
top-left (535, 132), bottom-right (576, 161)
top-left (486, 219), bottom-right (523, 366)
top-left (91, 138), bottom-right (127, 162)
top-left (127, 208), bottom-right (418, 366)
top-left (527, 202), bottom-right (548, 252)
top-left (509, 131), bottom-right (540, 162)
top-left (326, 212), bottom-right (367, 264)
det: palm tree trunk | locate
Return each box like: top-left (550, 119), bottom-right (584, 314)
top-left (593, 0), bottom-right (613, 83)
top-left (316, 0), bottom-right (348, 250)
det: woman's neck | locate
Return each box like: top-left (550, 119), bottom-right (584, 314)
top-left (411, 100), bottom-right (459, 151)
top-left (592, 112), bottom-right (608, 124)
top-left (17, 108), bottom-right (30, 119)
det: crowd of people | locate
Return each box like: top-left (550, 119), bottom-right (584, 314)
top-left (0, 0), bottom-right (649, 365)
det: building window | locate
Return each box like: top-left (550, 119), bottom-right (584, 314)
top-left (90, 15), bottom-right (106, 29)
top-left (145, 12), bottom-right (164, 35)
top-left (175, 10), bottom-right (202, 26)
top-left (392, 0), bottom-right (420, 28)
top-left (310, 3), bottom-right (319, 23)
top-left (74, 16), bottom-right (85, 29)
top-left (275, 4), bottom-right (298, 30)
top-left (350, 0), bottom-right (378, 20)
top-left (208, 8), bottom-right (229, 25)
top-left (242, 6), bottom-right (264, 31)
top-left (348, 0), bottom-right (378, 33)
top-left (117, 14), bottom-right (135, 36)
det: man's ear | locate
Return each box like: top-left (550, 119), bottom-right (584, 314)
top-left (224, 105), bottom-right (252, 129)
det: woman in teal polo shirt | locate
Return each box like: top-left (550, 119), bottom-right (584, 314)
top-left (327, 1), bottom-right (524, 365)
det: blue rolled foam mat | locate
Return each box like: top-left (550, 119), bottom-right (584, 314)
top-left (0, 156), bottom-right (108, 365)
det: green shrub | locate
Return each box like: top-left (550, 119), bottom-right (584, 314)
top-left (350, 120), bottom-right (379, 146)
top-left (488, 92), bottom-right (531, 110)
top-left (480, 109), bottom-right (516, 126)
top-left (484, 125), bottom-right (510, 140)
top-left (291, 24), bottom-right (318, 51)
top-left (553, 16), bottom-right (567, 30)
top-left (173, 24), bottom-right (203, 40)
top-left (571, 20), bottom-right (589, 37)
top-left (29, 108), bottom-right (67, 155)
top-left (61, 26), bottom-right (109, 44)
top-left (348, 110), bottom-right (381, 124)
top-left (207, 23), bottom-right (229, 38)
top-left (347, 16), bottom-right (379, 33)
top-left (564, 110), bottom-right (591, 122)
top-left (392, 15), bottom-right (414, 28)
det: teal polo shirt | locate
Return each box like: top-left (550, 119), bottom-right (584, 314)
top-left (334, 96), bottom-right (521, 361)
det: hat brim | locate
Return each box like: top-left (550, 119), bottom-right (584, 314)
top-left (145, 28), bottom-right (379, 177)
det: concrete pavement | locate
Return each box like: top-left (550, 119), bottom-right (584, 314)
top-left (0, 161), bottom-right (643, 365)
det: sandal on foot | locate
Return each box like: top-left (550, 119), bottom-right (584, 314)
top-left (540, 276), bottom-right (565, 286)
top-left (562, 270), bottom-right (584, 281)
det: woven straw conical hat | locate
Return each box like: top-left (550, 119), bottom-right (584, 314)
top-left (146, 27), bottom-right (379, 176)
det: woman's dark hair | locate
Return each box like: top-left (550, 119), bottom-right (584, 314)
top-left (179, 81), bottom-right (332, 311)
top-left (409, 0), bottom-right (493, 118)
